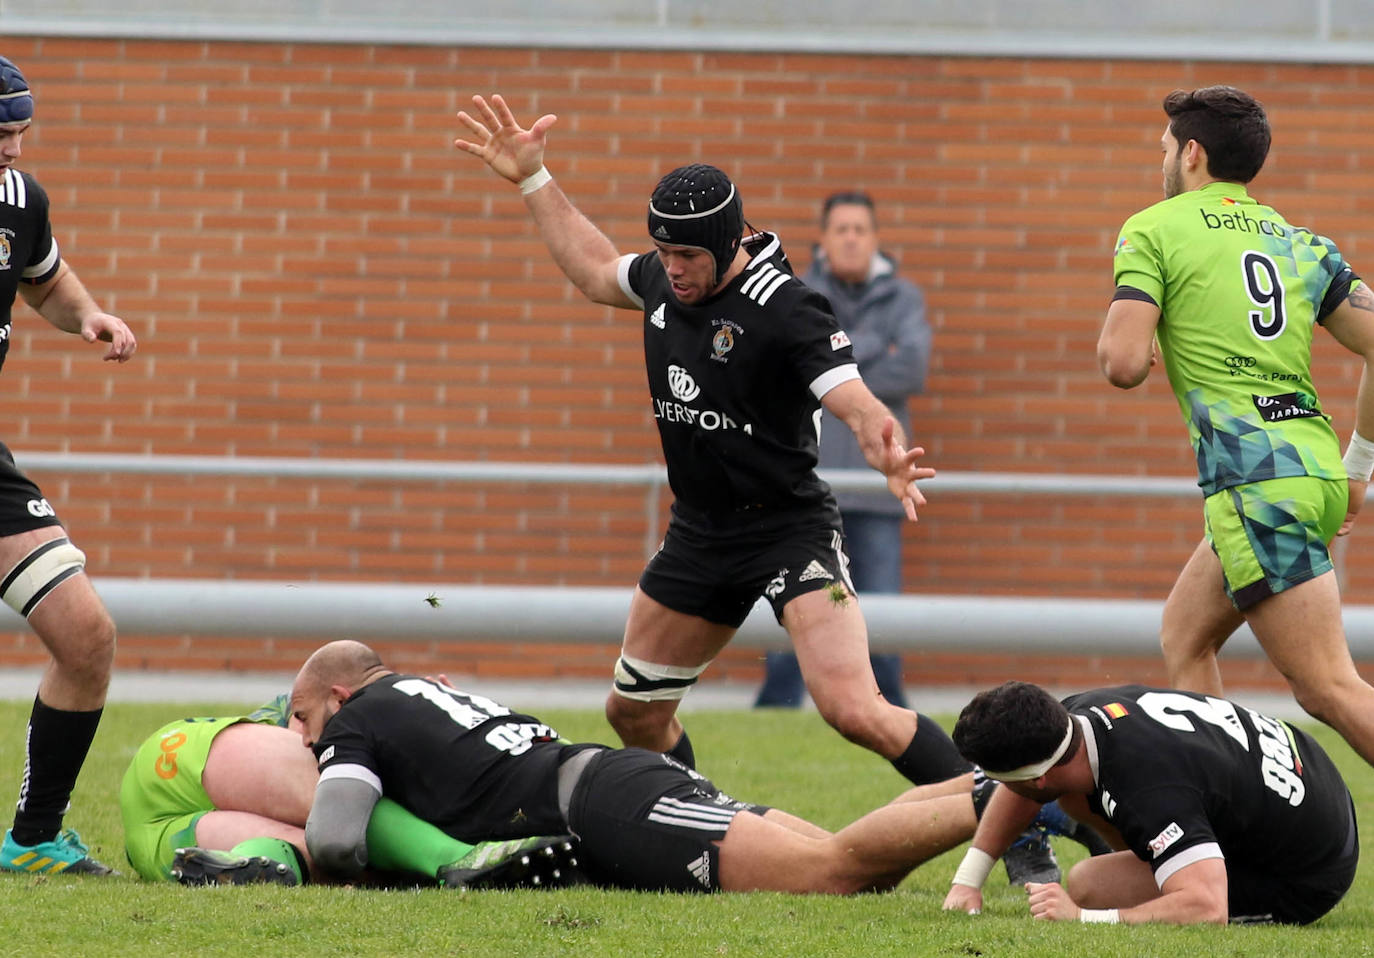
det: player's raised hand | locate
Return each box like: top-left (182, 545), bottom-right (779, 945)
top-left (454, 93), bottom-right (558, 185)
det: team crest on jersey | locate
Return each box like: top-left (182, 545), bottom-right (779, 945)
top-left (710, 319), bottom-right (741, 363)
top-left (829, 330), bottom-right (851, 351)
top-left (0, 232), bottom-right (10, 270)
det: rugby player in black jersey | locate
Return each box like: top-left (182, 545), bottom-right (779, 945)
top-left (0, 55), bottom-right (137, 877)
top-left (944, 681), bottom-right (1358, 925)
top-left (292, 640), bottom-right (1081, 893)
top-left (451, 94), bottom-right (979, 799)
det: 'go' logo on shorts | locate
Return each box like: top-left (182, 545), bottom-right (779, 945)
top-left (26, 499), bottom-right (55, 518)
top-left (155, 731), bottom-right (187, 780)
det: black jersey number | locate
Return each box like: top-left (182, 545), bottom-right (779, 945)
top-left (1242, 250), bottom-right (1286, 340)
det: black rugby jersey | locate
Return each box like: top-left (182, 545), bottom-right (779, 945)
top-left (617, 232), bottom-right (860, 516)
top-left (0, 168), bottom-right (61, 375)
top-left (313, 674), bottom-right (586, 842)
top-left (1064, 685), bottom-right (1351, 885)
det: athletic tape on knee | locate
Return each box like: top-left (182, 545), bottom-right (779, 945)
top-left (612, 654), bottom-right (708, 702)
top-left (0, 537), bottom-right (85, 617)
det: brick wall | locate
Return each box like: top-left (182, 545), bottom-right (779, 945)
top-left (2, 37), bottom-right (1371, 688)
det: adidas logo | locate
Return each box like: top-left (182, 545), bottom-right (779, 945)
top-left (797, 560), bottom-right (831, 583)
top-left (653, 225), bottom-right (671, 239)
top-left (687, 852), bottom-right (710, 888)
top-left (650, 303), bottom-right (666, 329)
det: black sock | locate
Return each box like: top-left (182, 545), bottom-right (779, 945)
top-left (10, 697), bottom-right (102, 846)
top-left (890, 713), bottom-right (974, 786)
top-left (667, 729), bottom-right (696, 769)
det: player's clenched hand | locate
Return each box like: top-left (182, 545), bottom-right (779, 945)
top-left (942, 883), bottom-right (984, 915)
top-left (1026, 881), bottom-right (1078, 921)
top-left (1338, 478), bottom-right (1367, 536)
top-left (454, 93), bottom-right (558, 185)
top-left (81, 311), bottom-right (136, 362)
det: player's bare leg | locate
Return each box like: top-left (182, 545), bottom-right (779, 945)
top-left (717, 792), bottom-right (975, 893)
top-left (1160, 539), bottom-right (1243, 698)
top-left (604, 587), bottom-right (735, 754)
top-left (2, 528), bottom-right (116, 875)
top-left (786, 588), bottom-right (918, 757)
top-left (1245, 571), bottom-right (1374, 766)
top-left (202, 724), bottom-right (318, 827)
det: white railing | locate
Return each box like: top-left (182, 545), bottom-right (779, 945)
top-left (15, 451), bottom-right (1363, 659)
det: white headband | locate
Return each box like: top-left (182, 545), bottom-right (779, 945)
top-left (982, 717), bottom-right (1075, 782)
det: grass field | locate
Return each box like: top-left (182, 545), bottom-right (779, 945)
top-left (1, 697), bottom-right (1372, 957)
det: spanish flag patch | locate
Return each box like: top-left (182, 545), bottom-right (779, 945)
top-left (1104, 702), bottom-right (1129, 719)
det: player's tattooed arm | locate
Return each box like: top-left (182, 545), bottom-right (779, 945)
top-left (1348, 282), bottom-right (1374, 313)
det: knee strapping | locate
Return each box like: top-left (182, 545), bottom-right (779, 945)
top-left (612, 654), bottom-right (707, 702)
top-left (1, 536), bottom-right (85, 616)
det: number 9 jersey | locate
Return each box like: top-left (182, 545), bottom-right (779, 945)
top-left (1112, 182), bottom-right (1358, 495)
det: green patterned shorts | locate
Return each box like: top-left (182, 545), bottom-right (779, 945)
top-left (1204, 476), bottom-right (1347, 610)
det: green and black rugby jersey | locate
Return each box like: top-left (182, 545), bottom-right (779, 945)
top-left (1113, 182), bottom-right (1358, 494)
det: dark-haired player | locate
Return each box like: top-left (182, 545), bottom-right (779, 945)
top-left (452, 94), bottom-right (968, 796)
top-left (943, 681), bottom-right (1357, 925)
top-left (0, 54), bottom-right (137, 876)
top-left (1098, 85), bottom-right (1374, 769)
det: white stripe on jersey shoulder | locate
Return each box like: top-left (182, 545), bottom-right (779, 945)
top-left (616, 253), bottom-right (645, 310)
top-left (809, 363), bottom-right (861, 399)
top-left (22, 238), bottom-right (58, 281)
top-left (1152, 840), bottom-right (1222, 888)
top-left (318, 762), bottom-right (383, 795)
top-left (1, 168), bottom-right (26, 209)
top-left (740, 262), bottom-right (794, 307)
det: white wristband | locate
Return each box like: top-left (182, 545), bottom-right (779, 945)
top-left (1344, 430), bottom-right (1374, 482)
top-left (951, 847), bottom-right (995, 889)
top-left (518, 165), bottom-right (552, 195)
top-left (1079, 908), bottom-right (1120, 924)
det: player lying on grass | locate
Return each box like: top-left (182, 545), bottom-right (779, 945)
top-left (290, 640), bottom-right (1097, 893)
top-left (943, 681), bottom-right (1358, 925)
top-left (119, 694), bottom-right (580, 889)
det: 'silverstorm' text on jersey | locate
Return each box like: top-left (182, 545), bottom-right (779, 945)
top-left (312, 675), bottom-right (589, 843)
top-left (1063, 685), bottom-right (1351, 886)
top-left (0, 168), bottom-right (61, 375)
top-left (617, 232), bottom-right (860, 515)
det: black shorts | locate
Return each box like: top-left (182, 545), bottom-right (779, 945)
top-left (1228, 791), bottom-right (1359, 925)
top-left (639, 501), bottom-right (851, 627)
top-left (565, 747), bottom-right (768, 893)
top-left (0, 442), bottom-right (63, 537)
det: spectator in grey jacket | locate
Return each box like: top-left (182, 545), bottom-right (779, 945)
top-left (756, 191), bottom-right (931, 709)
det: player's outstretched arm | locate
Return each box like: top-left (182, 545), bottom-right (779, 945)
top-left (454, 93), bottom-right (635, 310)
top-left (822, 378), bottom-right (934, 522)
top-left (1097, 296), bottom-right (1160, 389)
top-left (20, 262), bottom-right (137, 362)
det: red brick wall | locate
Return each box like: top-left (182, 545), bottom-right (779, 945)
top-left (2, 37), bottom-right (1371, 687)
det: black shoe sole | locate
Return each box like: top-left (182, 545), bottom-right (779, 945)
top-left (439, 838), bottom-right (586, 890)
top-left (171, 848), bottom-right (300, 887)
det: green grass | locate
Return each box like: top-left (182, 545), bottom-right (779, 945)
top-left (1, 700), bottom-right (1373, 956)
